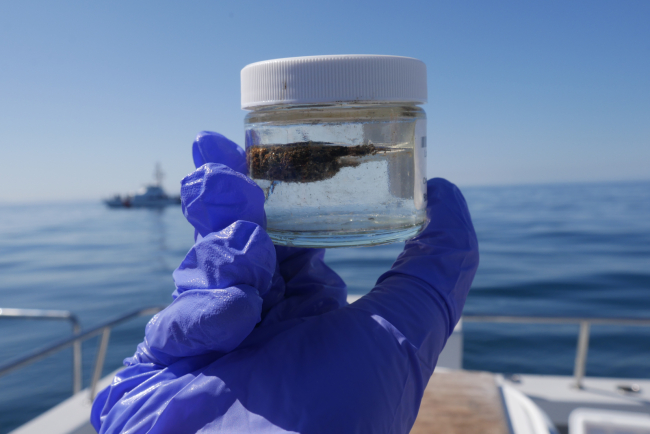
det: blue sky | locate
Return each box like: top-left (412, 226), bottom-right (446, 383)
top-left (1, 0), bottom-right (648, 202)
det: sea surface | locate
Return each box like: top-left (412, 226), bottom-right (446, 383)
top-left (1, 181), bottom-right (649, 433)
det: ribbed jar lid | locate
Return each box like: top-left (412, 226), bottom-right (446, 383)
top-left (241, 55), bottom-right (427, 109)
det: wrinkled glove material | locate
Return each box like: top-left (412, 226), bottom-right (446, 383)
top-left (91, 131), bottom-right (479, 434)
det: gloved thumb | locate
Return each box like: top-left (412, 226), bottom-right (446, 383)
top-left (376, 178), bottom-right (478, 327)
top-left (351, 178), bottom-right (478, 359)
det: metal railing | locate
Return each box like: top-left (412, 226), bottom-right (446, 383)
top-left (3, 308), bottom-right (649, 398)
top-left (0, 306), bottom-right (164, 400)
top-left (462, 315), bottom-right (650, 389)
top-left (0, 308), bottom-right (82, 393)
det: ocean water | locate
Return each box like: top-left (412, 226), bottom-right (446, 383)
top-left (1, 181), bottom-right (649, 432)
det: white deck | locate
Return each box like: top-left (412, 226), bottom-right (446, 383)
top-left (504, 374), bottom-right (650, 430)
top-left (8, 372), bottom-right (116, 434)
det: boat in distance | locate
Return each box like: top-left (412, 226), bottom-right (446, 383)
top-left (104, 164), bottom-right (181, 208)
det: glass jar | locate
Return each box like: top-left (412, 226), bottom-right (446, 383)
top-left (241, 55), bottom-right (428, 248)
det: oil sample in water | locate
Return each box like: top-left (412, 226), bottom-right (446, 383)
top-left (246, 141), bottom-right (425, 247)
top-left (247, 141), bottom-right (384, 183)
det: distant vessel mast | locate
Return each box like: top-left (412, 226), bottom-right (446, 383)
top-left (154, 163), bottom-right (164, 187)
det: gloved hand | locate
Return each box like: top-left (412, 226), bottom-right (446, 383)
top-left (91, 131), bottom-right (479, 434)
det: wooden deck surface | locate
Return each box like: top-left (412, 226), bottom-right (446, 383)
top-left (410, 371), bottom-right (510, 434)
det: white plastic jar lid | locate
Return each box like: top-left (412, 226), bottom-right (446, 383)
top-left (241, 55), bottom-right (427, 109)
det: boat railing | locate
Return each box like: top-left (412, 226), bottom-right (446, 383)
top-left (2, 308), bottom-right (649, 401)
top-left (462, 315), bottom-right (650, 389)
top-left (0, 306), bottom-right (164, 400)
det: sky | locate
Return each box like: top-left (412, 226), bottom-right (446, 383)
top-left (0, 0), bottom-right (648, 202)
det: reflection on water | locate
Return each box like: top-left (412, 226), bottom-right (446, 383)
top-left (148, 207), bottom-right (172, 272)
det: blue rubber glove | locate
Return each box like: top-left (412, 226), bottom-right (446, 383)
top-left (91, 131), bottom-right (479, 434)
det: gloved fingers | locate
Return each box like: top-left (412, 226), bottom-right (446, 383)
top-left (143, 285), bottom-right (263, 361)
top-left (181, 163), bottom-right (266, 238)
top-left (189, 131), bottom-right (250, 242)
top-left (188, 131), bottom-right (348, 321)
top-left (190, 130), bottom-right (339, 283)
top-left (173, 221), bottom-right (276, 297)
top-left (141, 220), bottom-right (276, 365)
top-left (192, 131), bottom-right (247, 174)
